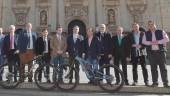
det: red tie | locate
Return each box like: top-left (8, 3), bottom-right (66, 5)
top-left (10, 35), bottom-right (13, 49)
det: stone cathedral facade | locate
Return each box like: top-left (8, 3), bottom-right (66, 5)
top-left (0, 0), bottom-right (170, 35)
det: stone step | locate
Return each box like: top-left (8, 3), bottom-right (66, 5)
top-left (1, 83), bottom-right (169, 94)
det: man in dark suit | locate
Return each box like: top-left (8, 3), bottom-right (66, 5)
top-left (18, 23), bottom-right (37, 82)
top-left (66, 25), bottom-right (84, 84)
top-left (111, 26), bottom-right (129, 85)
top-left (82, 27), bottom-right (100, 84)
top-left (127, 23), bottom-right (148, 86)
top-left (2, 25), bottom-right (19, 82)
top-left (0, 28), bottom-right (5, 81)
top-left (35, 29), bottom-right (51, 83)
top-left (95, 24), bottom-right (112, 82)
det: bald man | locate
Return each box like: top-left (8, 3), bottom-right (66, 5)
top-left (18, 23), bottom-right (37, 82)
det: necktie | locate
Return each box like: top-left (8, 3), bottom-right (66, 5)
top-left (28, 33), bottom-right (31, 48)
top-left (88, 38), bottom-right (91, 47)
top-left (118, 36), bottom-right (122, 45)
top-left (74, 36), bottom-right (77, 43)
top-left (44, 37), bottom-right (48, 53)
top-left (58, 35), bottom-right (61, 47)
top-left (10, 35), bottom-right (14, 49)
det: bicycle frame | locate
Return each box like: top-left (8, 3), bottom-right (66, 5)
top-left (75, 56), bottom-right (112, 81)
top-left (21, 55), bottom-right (44, 79)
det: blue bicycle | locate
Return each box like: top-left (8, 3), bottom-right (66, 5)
top-left (57, 56), bottom-right (125, 92)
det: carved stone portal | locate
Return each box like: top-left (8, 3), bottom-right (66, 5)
top-left (12, 7), bottom-right (30, 26)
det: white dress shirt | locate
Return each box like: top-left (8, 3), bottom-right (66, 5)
top-left (44, 37), bottom-right (48, 53)
top-left (10, 34), bottom-right (15, 49)
top-left (73, 33), bottom-right (78, 43)
top-left (27, 32), bottom-right (33, 49)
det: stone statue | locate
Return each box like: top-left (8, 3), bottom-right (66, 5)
top-left (40, 10), bottom-right (47, 26)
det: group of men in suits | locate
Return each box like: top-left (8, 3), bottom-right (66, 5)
top-left (0, 23), bottom-right (38, 82)
top-left (0, 20), bottom-right (169, 88)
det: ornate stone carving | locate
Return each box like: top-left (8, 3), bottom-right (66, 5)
top-left (103, 0), bottom-right (120, 6)
top-left (126, 0), bottom-right (147, 25)
top-left (12, 7), bottom-right (30, 26)
top-left (36, 0), bottom-right (50, 8)
top-left (65, 6), bottom-right (88, 17)
top-left (15, 0), bottom-right (27, 4)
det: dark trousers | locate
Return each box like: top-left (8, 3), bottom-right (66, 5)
top-left (69, 56), bottom-right (79, 82)
top-left (99, 55), bottom-right (110, 79)
top-left (114, 55), bottom-right (128, 83)
top-left (131, 56), bottom-right (148, 83)
top-left (148, 51), bottom-right (169, 84)
top-left (7, 50), bottom-right (19, 81)
top-left (0, 55), bottom-right (4, 80)
top-left (53, 55), bottom-right (64, 81)
top-left (38, 53), bottom-right (50, 81)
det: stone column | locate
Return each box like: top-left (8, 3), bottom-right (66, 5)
top-left (58, 0), bottom-right (65, 28)
top-left (88, 0), bottom-right (95, 28)
top-left (96, 0), bottom-right (104, 25)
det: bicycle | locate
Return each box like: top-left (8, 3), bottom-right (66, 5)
top-left (0, 55), bottom-right (57, 90)
top-left (57, 55), bottom-right (125, 92)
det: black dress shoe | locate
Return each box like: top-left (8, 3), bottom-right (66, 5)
top-left (88, 81), bottom-right (93, 84)
top-left (47, 79), bottom-right (51, 83)
top-left (28, 79), bottom-right (33, 82)
top-left (145, 82), bottom-right (149, 86)
top-left (151, 83), bottom-right (158, 87)
top-left (115, 82), bottom-right (119, 85)
top-left (125, 82), bottom-right (129, 85)
top-left (58, 79), bottom-right (63, 83)
top-left (132, 82), bottom-right (137, 86)
top-left (69, 80), bottom-right (72, 84)
top-left (163, 83), bottom-right (170, 88)
top-left (38, 80), bottom-right (41, 83)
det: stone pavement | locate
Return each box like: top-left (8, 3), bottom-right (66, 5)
top-left (8, 83), bottom-right (169, 94)
top-left (0, 59), bottom-right (170, 94)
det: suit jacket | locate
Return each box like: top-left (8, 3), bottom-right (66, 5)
top-left (0, 34), bottom-right (5, 54)
top-left (111, 35), bottom-right (129, 58)
top-left (50, 34), bottom-right (66, 56)
top-left (83, 36), bottom-right (101, 59)
top-left (95, 32), bottom-right (112, 56)
top-left (2, 34), bottom-right (18, 56)
top-left (127, 32), bottom-right (146, 57)
top-left (18, 30), bottom-right (37, 53)
top-left (35, 36), bottom-right (51, 55)
top-left (66, 34), bottom-right (84, 57)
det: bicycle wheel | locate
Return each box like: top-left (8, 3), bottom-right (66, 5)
top-left (57, 64), bottom-right (79, 91)
top-left (98, 64), bottom-right (124, 92)
top-left (0, 63), bottom-right (20, 89)
top-left (34, 64), bottom-right (57, 90)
